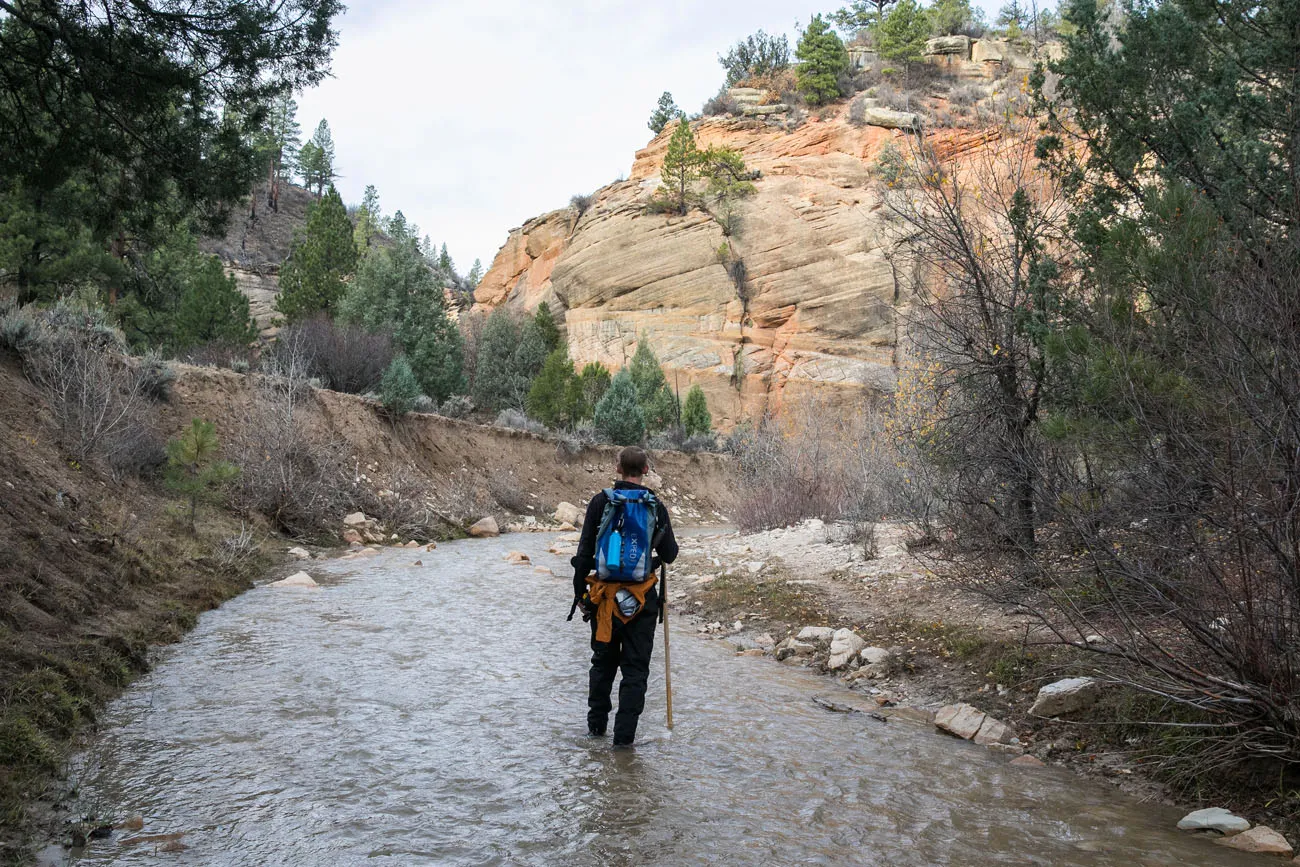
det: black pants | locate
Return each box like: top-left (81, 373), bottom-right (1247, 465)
top-left (588, 607), bottom-right (657, 744)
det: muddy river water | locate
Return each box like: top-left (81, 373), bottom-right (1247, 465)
top-left (53, 534), bottom-right (1259, 866)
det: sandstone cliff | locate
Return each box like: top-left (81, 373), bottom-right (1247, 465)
top-left (476, 103), bottom-right (1002, 427)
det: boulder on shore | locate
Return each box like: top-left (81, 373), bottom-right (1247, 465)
top-left (1177, 808), bottom-right (1251, 836)
top-left (554, 502), bottom-right (583, 526)
top-left (828, 628), bottom-right (867, 670)
top-left (1030, 677), bottom-right (1101, 717)
top-left (796, 626), bottom-right (835, 643)
top-left (469, 517), bottom-right (500, 538)
top-left (935, 703), bottom-right (987, 740)
top-left (1213, 825), bottom-right (1293, 856)
top-left (343, 512), bottom-right (369, 527)
top-left (973, 715), bottom-right (1014, 745)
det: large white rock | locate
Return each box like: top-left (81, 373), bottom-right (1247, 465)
top-left (468, 516), bottom-right (500, 538)
top-left (287, 546), bottom-right (311, 560)
top-left (1177, 808), bottom-right (1251, 835)
top-left (859, 107), bottom-right (919, 130)
top-left (935, 703), bottom-right (987, 740)
top-left (925, 35), bottom-right (971, 57)
top-left (1214, 825), bottom-right (1292, 856)
top-left (342, 512), bottom-right (369, 527)
top-left (554, 502), bottom-right (583, 526)
top-left (796, 626), bottom-right (835, 643)
top-left (827, 628), bottom-right (867, 670)
top-left (1030, 677), bottom-right (1102, 717)
top-left (268, 571), bottom-right (318, 588)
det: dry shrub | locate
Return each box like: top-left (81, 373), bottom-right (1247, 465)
top-left (728, 398), bottom-right (916, 532)
top-left (226, 355), bottom-right (358, 539)
top-left (487, 469), bottom-right (532, 514)
top-left (279, 314), bottom-right (394, 395)
top-left (356, 466), bottom-right (453, 542)
top-left (180, 340), bottom-right (253, 370)
top-left (23, 320), bottom-right (150, 465)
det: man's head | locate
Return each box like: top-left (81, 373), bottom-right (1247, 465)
top-left (617, 446), bottom-right (649, 481)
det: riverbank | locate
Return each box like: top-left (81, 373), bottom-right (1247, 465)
top-left (668, 520), bottom-right (1300, 851)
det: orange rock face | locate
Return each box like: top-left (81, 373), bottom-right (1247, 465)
top-left (474, 106), bottom-right (1009, 428)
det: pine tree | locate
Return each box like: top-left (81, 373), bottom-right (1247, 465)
top-left (299, 119), bottom-right (337, 196)
top-left (438, 243), bottom-right (454, 275)
top-left (526, 348), bottom-right (579, 427)
top-left (533, 302), bottom-right (562, 353)
top-left (656, 118), bottom-right (701, 215)
top-left (648, 92), bottom-right (680, 135)
top-left (795, 15), bottom-right (850, 106)
top-left (275, 186), bottom-right (358, 321)
top-left (575, 362), bottom-right (611, 421)
top-left (380, 356), bottom-right (421, 416)
top-left (929, 0), bottom-right (977, 36)
top-left (338, 235), bottom-right (465, 401)
top-left (164, 419), bottom-right (238, 532)
top-left (996, 0), bottom-right (1029, 37)
top-left (472, 308), bottom-right (548, 411)
top-left (628, 338), bottom-right (679, 433)
top-left (877, 0), bottom-right (933, 64)
top-left (467, 259), bottom-right (484, 286)
top-left (830, 0), bottom-right (899, 37)
top-left (260, 94), bottom-right (301, 212)
top-left (682, 385), bottom-right (712, 436)
top-left (593, 368), bottom-right (646, 445)
top-left (172, 256), bottom-right (258, 350)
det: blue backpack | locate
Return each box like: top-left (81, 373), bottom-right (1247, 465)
top-left (595, 488), bottom-right (659, 582)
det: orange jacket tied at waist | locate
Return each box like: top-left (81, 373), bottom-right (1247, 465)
top-left (585, 575), bottom-right (658, 643)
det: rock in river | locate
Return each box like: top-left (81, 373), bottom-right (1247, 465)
top-left (469, 517), bottom-right (500, 537)
top-left (1177, 807), bottom-right (1250, 836)
top-left (268, 571), bottom-right (318, 588)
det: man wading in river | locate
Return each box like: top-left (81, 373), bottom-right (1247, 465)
top-left (570, 446), bottom-right (678, 747)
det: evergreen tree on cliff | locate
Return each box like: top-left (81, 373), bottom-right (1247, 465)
top-left (648, 92), bottom-right (680, 134)
top-left (171, 256), bottom-right (259, 351)
top-left (576, 362), bottom-right (611, 421)
top-left (338, 233), bottom-right (466, 402)
top-left (593, 369), bottom-right (646, 445)
top-left (276, 186), bottom-right (357, 321)
top-left (526, 348), bottom-right (580, 428)
top-left (533, 303), bottom-right (562, 353)
top-left (299, 119), bottom-right (337, 197)
top-left (656, 118), bottom-right (700, 215)
top-left (472, 308), bottom-right (548, 411)
top-left (830, 0), bottom-right (899, 37)
top-left (796, 15), bottom-right (850, 106)
top-left (260, 95), bottom-right (302, 212)
top-left (682, 385), bottom-right (712, 437)
top-left (629, 339), bottom-right (679, 433)
top-left (877, 0), bottom-right (932, 65)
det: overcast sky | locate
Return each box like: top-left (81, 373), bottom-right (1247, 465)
top-left (297, 0), bottom-right (1008, 274)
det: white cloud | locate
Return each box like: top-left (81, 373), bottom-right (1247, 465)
top-left (296, 0), bottom-right (1012, 271)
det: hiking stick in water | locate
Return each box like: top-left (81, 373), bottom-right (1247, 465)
top-left (661, 563), bottom-right (674, 730)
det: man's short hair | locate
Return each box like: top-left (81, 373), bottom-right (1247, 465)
top-left (618, 446), bottom-right (649, 478)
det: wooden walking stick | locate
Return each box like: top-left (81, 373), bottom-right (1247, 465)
top-left (661, 563), bottom-right (674, 729)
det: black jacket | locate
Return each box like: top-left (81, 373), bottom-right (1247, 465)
top-left (571, 480), bottom-right (679, 603)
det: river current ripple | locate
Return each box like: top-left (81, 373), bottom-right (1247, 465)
top-left (58, 534), bottom-right (1254, 866)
